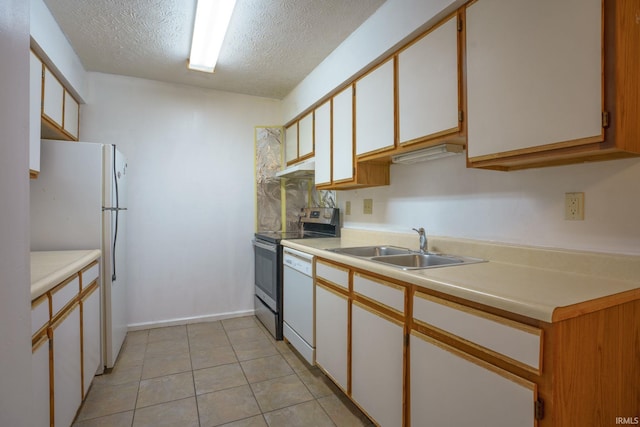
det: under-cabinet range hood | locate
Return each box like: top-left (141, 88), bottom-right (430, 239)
top-left (276, 158), bottom-right (315, 179)
top-left (391, 144), bottom-right (464, 165)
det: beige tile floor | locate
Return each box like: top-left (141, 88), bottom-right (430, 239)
top-left (73, 316), bottom-right (373, 427)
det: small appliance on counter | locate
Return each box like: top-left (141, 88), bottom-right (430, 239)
top-left (252, 207), bottom-right (339, 339)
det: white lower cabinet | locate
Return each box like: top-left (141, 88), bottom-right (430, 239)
top-left (82, 286), bottom-right (101, 396)
top-left (53, 303), bottom-right (82, 427)
top-left (32, 335), bottom-right (50, 427)
top-left (351, 302), bottom-right (404, 427)
top-left (315, 283), bottom-right (348, 391)
top-left (410, 331), bottom-right (536, 427)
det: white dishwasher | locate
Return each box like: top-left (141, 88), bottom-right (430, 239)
top-left (283, 247), bottom-right (315, 365)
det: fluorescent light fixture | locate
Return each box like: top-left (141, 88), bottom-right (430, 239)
top-left (188, 0), bottom-right (237, 73)
top-left (391, 144), bottom-right (464, 165)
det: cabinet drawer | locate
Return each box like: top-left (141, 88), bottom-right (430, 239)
top-left (413, 291), bottom-right (542, 373)
top-left (316, 260), bottom-right (349, 290)
top-left (81, 262), bottom-right (99, 289)
top-left (31, 294), bottom-right (50, 336)
top-left (354, 273), bottom-right (405, 315)
top-left (51, 275), bottom-right (80, 318)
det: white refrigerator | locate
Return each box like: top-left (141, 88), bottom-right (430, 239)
top-left (31, 139), bottom-right (128, 370)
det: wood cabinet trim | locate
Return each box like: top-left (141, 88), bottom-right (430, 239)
top-left (50, 300), bottom-right (80, 330)
top-left (352, 300), bottom-right (404, 327)
top-left (414, 291), bottom-right (543, 374)
top-left (411, 329), bottom-right (538, 392)
top-left (414, 290), bottom-right (542, 336)
top-left (315, 280), bottom-right (349, 299)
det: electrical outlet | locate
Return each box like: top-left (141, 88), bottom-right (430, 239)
top-left (565, 192), bottom-right (585, 220)
top-left (345, 201), bottom-right (351, 215)
top-left (363, 199), bottom-right (373, 215)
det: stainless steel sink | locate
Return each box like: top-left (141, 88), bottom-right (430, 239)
top-left (328, 245), bottom-right (485, 270)
top-left (329, 246), bottom-right (413, 257)
top-left (370, 253), bottom-right (465, 269)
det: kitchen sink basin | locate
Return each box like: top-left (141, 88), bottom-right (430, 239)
top-left (370, 253), bottom-right (466, 269)
top-left (329, 246), bottom-right (485, 270)
top-left (329, 246), bottom-right (413, 257)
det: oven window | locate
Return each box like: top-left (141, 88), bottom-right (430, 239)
top-left (254, 240), bottom-right (278, 310)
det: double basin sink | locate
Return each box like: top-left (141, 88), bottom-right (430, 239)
top-left (328, 245), bottom-right (485, 270)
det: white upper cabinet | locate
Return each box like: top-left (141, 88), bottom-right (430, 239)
top-left (332, 86), bottom-right (354, 183)
top-left (43, 67), bottom-right (64, 128)
top-left (314, 100), bottom-right (331, 186)
top-left (64, 91), bottom-right (79, 139)
top-left (298, 112), bottom-right (314, 159)
top-left (30, 51), bottom-right (42, 177)
top-left (466, 0), bottom-right (602, 160)
top-left (398, 14), bottom-right (460, 145)
top-left (355, 58), bottom-right (395, 157)
top-left (285, 123), bottom-right (298, 164)
top-left (285, 112), bottom-right (314, 165)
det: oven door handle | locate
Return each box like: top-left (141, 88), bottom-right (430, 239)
top-left (253, 239), bottom-right (277, 253)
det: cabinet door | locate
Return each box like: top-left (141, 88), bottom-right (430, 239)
top-left (32, 335), bottom-right (50, 427)
top-left (315, 283), bottom-right (348, 391)
top-left (43, 67), bottom-right (64, 128)
top-left (298, 112), bottom-right (314, 159)
top-left (355, 59), bottom-right (395, 157)
top-left (29, 51), bottom-right (42, 175)
top-left (53, 303), bottom-right (82, 427)
top-left (314, 100), bottom-right (332, 185)
top-left (332, 86), bottom-right (354, 183)
top-left (285, 123), bottom-right (298, 164)
top-left (410, 331), bottom-right (536, 427)
top-left (398, 15), bottom-right (459, 145)
top-left (82, 286), bottom-right (101, 396)
top-left (64, 91), bottom-right (79, 139)
top-left (351, 302), bottom-right (403, 427)
top-left (466, 0), bottom-right (602, 159)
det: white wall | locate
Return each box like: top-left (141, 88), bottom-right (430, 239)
top-left (340, 154), bottom-right (640, 255)
top-left (81, 73), bottom-right (282, 327)
top-left (282, 0), bottom-right (465, 121)
top-left (0, 0), bottom-right (34, 425)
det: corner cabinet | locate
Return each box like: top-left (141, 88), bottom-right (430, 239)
top-left (315, 85), bottom-right (390, 190)
top-left (466, 0), bottom-right (640, 170)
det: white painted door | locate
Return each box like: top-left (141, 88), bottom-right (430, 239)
top-left (351, 303), bottom-right (403, 427)
top-left (42, 67), bottom-right (64, 127)
top-left (285, 123), bottom-right (298, 164)
top-left (53, 303), bottom-right (82, 427)
top-left (29, 51), bottom-right (42, 174)
top-left (314, 100), bottom-right (331, 185)
top-left (398, 15), bottom-right (459, 144)
top-left (355, 59), bottom-right (395, 156)
top-left (315, 284), bottom-right (348, 391)
top-left (332, 86), bottom-right (354, 183)
top-left (410, 331), bottom-right (536, 427)
top-left (466, 0), bottom-right (602, 159)
top-left (82, 286), bottom-right (101, 396)
top-left (64, 92), bottom-right (79, 139)
top-left (31, 336), bottom-right (50, 427)
top-left (298, 112), bottom-right (314, 158)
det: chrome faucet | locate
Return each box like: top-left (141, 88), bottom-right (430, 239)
top-left (413, 227), bottom-right (427, 254)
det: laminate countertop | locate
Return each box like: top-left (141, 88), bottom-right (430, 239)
top-left (282, 234), bottom-right (640, 323)
top-left (31, 250), bottom-right (101, 300)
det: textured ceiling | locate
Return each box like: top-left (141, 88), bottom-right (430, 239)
top-left (42, 0), bottom-right (386, 99)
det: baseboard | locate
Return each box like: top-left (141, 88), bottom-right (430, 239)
top-left (126, 309), bottom-right (256, 332)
